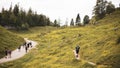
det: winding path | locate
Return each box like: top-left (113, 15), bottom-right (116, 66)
top-left (0, 38), bottom-right (37, 64)
top-left (73, 50), bottom-right (96, 66)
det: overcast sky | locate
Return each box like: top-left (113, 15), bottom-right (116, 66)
top-left (0, 0), bottom-right (120, 25)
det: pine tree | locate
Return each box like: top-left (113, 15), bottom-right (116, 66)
top-left (0, 13), bottom-right (1, 25)
top-left (75, 13), bottom-right (81, 26)
top-left (70, 18), bottom-right (74, 26)
top-left (54, 19), bottom-right (57, 27)
top-left (83, 15), bottom-right (90, 25)
top-left (9, 3), bottom-right (12, 13)
top-left (13, 4), bottom-right (19, 16)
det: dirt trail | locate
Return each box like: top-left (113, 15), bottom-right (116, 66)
top-left (0, 38), bottom-right (37, 64)
top-left (73, 50), bottom-right (96, 66)
top-left (87, 61), bottom-right (96, 66)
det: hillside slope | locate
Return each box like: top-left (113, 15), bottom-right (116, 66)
top-left (0, 26), bottom-right (24, 58)
top-left (0, 10), bottom-right (120, 68)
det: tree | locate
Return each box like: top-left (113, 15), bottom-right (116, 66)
top-left (93, 0), bottom-right (107, 20)
top-left (1, 10), bottom-right (10, 26)
top-left (83, 15), bottom-right (90, 25)
top-left (119, 3), bottom-right (120, 8)
top-left (70, 18), bottom-right (74, 26)
top-left (75, 13), bottom-right (81, 26)
top-left (46, 18), bottom-right (51, 26)
top-left (13, 4), bottom-right (19, 16)
top-left (106, 1), bottom-right (115, 14)
top-left (53, 19), bottom-right (60, 27)
top-left (27, 8), bottom-right (34, 27)
top-left (0, 13), bottom-right (1, 25)
top-left (54, 19), bottom-right (57, 26)
top-left (9, 3), bottom-right (12, 13)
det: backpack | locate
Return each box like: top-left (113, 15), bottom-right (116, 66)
top-left (76, 46), bottom-right (80, 51)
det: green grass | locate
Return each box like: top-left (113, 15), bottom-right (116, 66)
top-left (0, 26), bottom-right (24, 58)
top-left (0, 10), bottom-right (120, 68)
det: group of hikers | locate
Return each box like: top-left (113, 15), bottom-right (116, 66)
top-left (18, 41), bottom-right (32, 53)
top-left (4, 40), bottom-right (80, 60)
top-left (4, 41), bottom-right (32, 59)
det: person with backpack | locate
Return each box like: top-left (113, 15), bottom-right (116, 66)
top-left (8, 49), bottom-right (12, 58)
top-left (29, 42), bottom-right (32, 48)
top-left (73, 45), bottom-right (80, 60)
top-left (75, 45), bottom-right (80, 58)
top-left (4, 47), bottom-right (8, 58)
top-left (25, 46), bottom-right (28, 53)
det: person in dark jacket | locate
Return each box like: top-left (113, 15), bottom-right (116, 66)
top-left (5, 47), bottom-right (8, 58)
top-left (29, 42), bottom-right (32, 47)
top-left (18, 45), bottom-right (21, 52)
top-left (75, 45), bottom-right (80, 57)
top-left (25, 46), bottom-right (28, 53)
top-left (8, 49), bottom-right (12, 58)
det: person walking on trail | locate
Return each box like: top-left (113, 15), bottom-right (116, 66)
top-left (29, 42), bottom-right (32, 48)
top-left (27, 43), bottom-right (30, 49)
top-left (73, 45), bottom-right (80, 60)
top-left (25, 46), bottom-right (28, 53)
top-left (18, 45), bottom-right (21, 52)
top-left (4, 47), bottom-right (8, 59)
top-left (8, 49), bottom-right (12, 58)
top-left (75, 45), bottom-right (80, 58)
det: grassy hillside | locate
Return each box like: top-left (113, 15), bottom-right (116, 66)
top-left (0, 10), bottom-right (120, 68)
top-left (0, 26), bottom-right (24, 58)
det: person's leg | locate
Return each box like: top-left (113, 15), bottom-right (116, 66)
top-left (73, 50), bottom-right (77, 58)
top-left (5, 53), bottom-right (8, 58)
top-left (75, 50), bottom-right (80, 60)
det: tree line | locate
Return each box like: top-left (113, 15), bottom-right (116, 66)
top-left (0, 0), bottom-right (118, 29)
top-left (69, 14), bottom-right (90, 26)
top-left (0, 4), bottom-right (53, 30)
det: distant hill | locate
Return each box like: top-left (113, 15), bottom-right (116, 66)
top-left (0, 26), bottom-right (24, 58)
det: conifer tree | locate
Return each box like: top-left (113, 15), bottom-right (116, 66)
top-left (75, 13), bottom-right (81, 26)
top-left (70, 18), bottom-right (74, 26)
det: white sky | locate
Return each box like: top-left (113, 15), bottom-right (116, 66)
top-left (0, 0), bottom-right (120, 25)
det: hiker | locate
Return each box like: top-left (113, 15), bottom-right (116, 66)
top-left (75, 45), bottom-right (80, 58)
top-left (73, 45), bottom-right (80, 59)
top-left (27, 43), bottom-right (30, 48)
top-left (25, 46), bottom-right (28, 53)
top-left (29, 42), bottom-right (32, 48)
top-left (8, 49), bottom-right (12, 58)
top-left (18, 45), bottom-right (21, 52)
top-left (4, 47), bottom-right (8, 58)
top-left (27, 42), bottom-right (32, 47)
